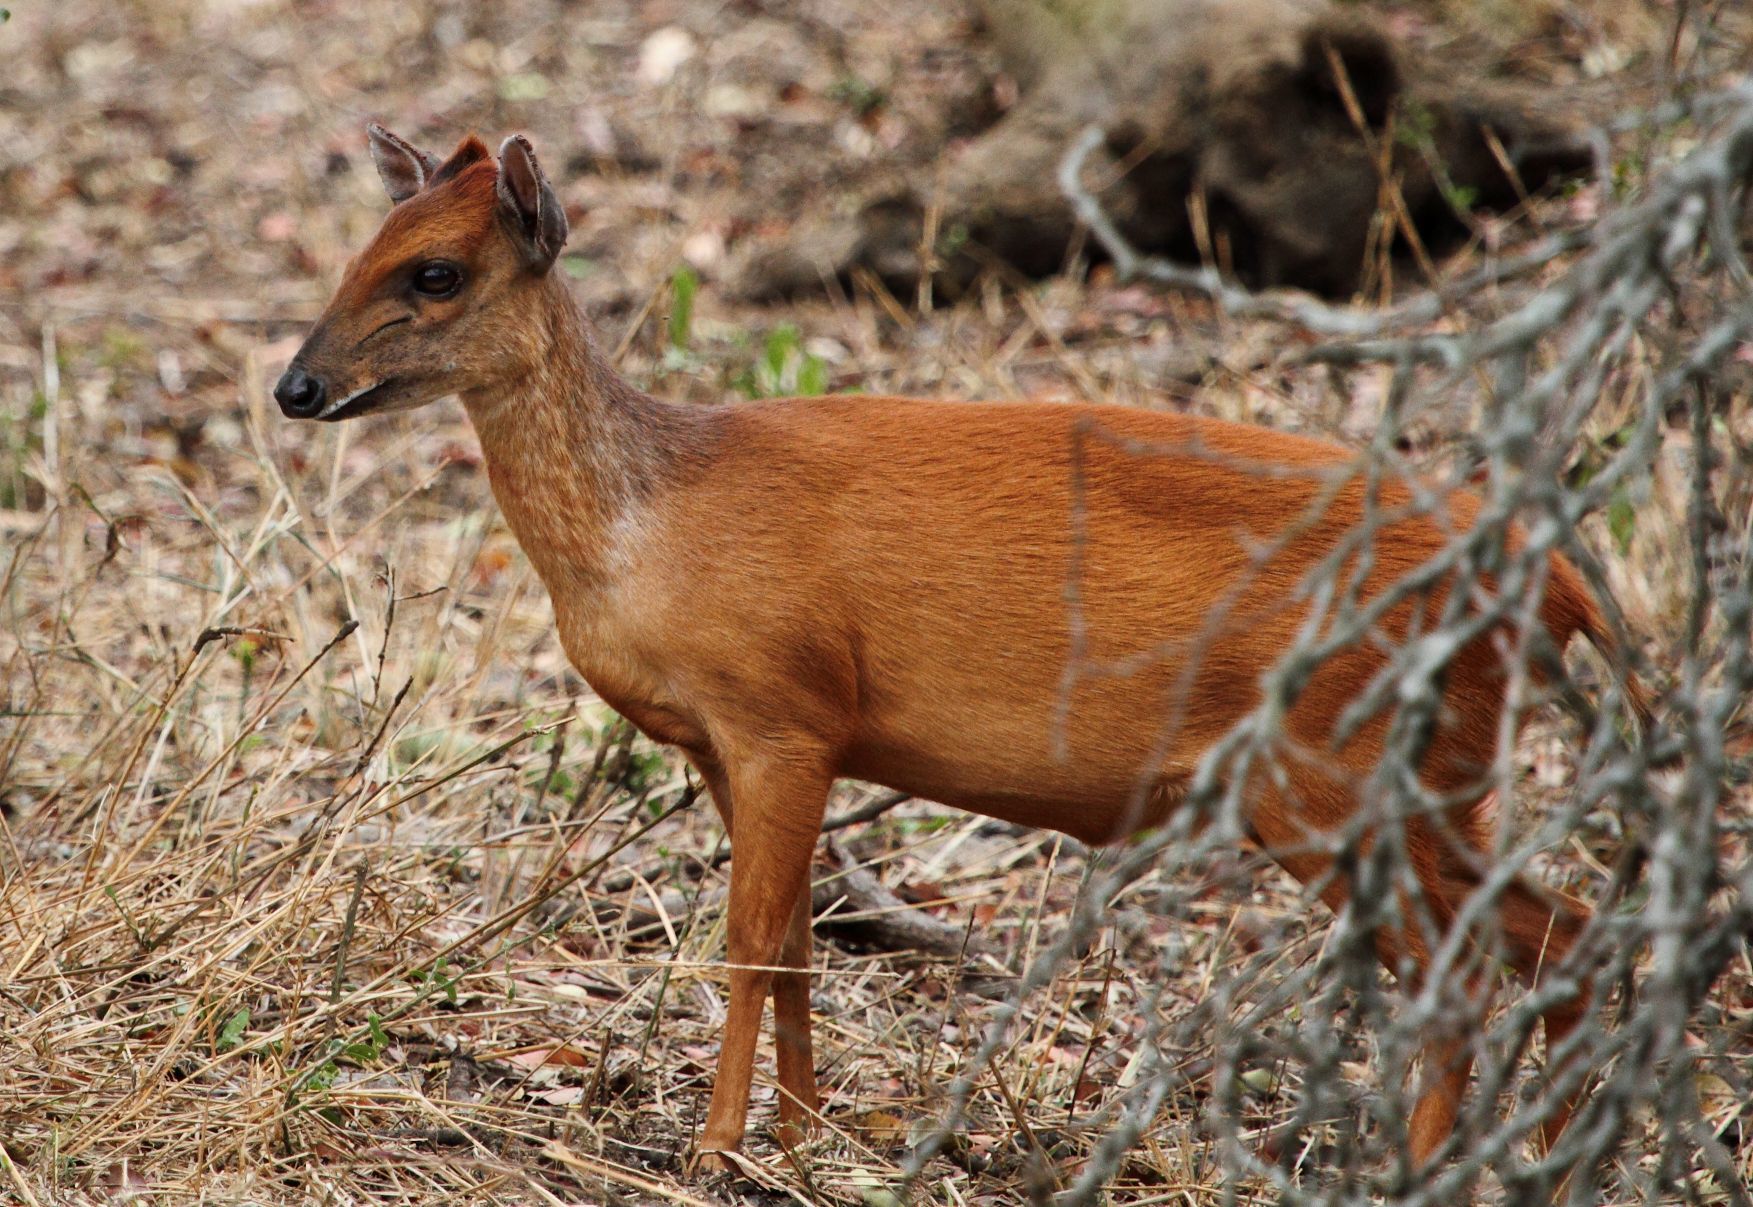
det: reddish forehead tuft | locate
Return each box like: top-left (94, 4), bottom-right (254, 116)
top-left (344, 158), bottom-right (502, 293)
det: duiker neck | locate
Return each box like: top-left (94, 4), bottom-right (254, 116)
top-left (459, 273), bottom-right (703, 594)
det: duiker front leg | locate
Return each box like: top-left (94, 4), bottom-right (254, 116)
top-left (694, 753), bottom-right (830, 1169)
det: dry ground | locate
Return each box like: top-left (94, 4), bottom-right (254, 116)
top-left (2, 1), bottom-right (1750, 1204)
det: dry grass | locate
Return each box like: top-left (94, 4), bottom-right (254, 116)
top-left (2, 1), bottom-right (1751, 1204)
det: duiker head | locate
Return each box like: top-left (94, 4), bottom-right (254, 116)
top-left (274, 126), bottom-right (569, 421)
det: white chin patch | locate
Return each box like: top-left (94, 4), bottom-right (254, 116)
top-left (319, 380), bottom-right (386, 419)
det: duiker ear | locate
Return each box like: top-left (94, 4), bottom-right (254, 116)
top-left (367, 124), bottom-right (442, 203)
top-left (496, 134), bottom-right (569, 272)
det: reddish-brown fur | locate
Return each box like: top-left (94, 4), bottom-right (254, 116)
top-left (280, 130), bottom-right (1636, 1173)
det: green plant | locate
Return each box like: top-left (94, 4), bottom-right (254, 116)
top-left (411, 957), bottom-right (460, 1006)
top-left (0, 390), bottom-right (45, 510)
top-left (667, 265), bottom-right (697, 351)
top-left (340, 1013), bottom-right (390, 1064)
top-left (658, 266), bottom-right (701, 375)
top-left (1394, 98), bottom-right (1479, 222)
top-left (733, 325), bottom-right (830, 399)
top-left (624, 746), bottom-right (669, 796)
top-left (215, 1007), bottom-right (251, 1053)
top-left (828, 74), bottom-right (885, 117)
top-left (1607, 484), bottom-right (1637, 553)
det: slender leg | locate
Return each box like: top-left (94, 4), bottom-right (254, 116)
top-left (693, 755), bottom-right (819, 1138)
top-left (1406, 986), bottom-right (1483, 1165)
top-left (1535, 992), bottom-right (1586, 1152)
top-left (695, 754), bottom-right (830, 1166)
top-left (690, 755), bottom-right (736, 835)
top-left (1398, 828), bottom-right (1595, 1169)
top-left (1495, 878), bottom-right (1591, 1157)
top-left (1249, 780), bottom-right (1486, 1170)
top-left (773, 884), bottom-right (818, 1140)
top-left (1400, 817), bottom-right (1492, 1169)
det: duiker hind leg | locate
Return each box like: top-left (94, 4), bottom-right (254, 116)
top-left (1246, 780), bottom-right (1503, 1169)
top-left (773, 887), bottom-right (820, 1143)
top-left (1495, 875), bottom-right (1593, 1154)
top-left (1408, 809), bottom-right (1595, 1158)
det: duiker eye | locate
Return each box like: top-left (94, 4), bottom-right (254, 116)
top-left (412, 260), bottom-right (463, 298)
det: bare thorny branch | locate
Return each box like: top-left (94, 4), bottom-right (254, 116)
top-left (902, 78), bottom-right (1753, 1207)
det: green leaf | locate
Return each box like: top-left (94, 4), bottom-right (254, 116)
top-left (937, 223), bottom-right (969, 259)
top-left (668, 266), bottom-right (697, 350)
top-left (304, 1060), bottom-right (339, 1093)
top-left (1608, 486), bottom-right (1636, 553)
top-left (796, 353), bottom-right (829, 397)
top-left (414, 957), bottom-right (459, 1005)
top-left (340, 1013), bottom-right (389, 1064)
top-left (828, 75), bottom-right (885, 117)
top-left (1239, 1067), bottom-right (1278, 1094)
top-left (1441, 182), bottom-right (1479, 214)
top-left (497, 72), bottom-right (550, 102)
top-left (765, 325), bottom-right (798, 378)
top-left (216, 1007), bottom-right (251, 1052)
top-left (1394, 98), bottom-right (1437, 149)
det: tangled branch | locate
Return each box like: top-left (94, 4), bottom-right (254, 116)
top-left (907, 78), bottom-right (1753, 1207)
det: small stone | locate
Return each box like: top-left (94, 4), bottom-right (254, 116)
top-left (637, 26), bottom-right (696, 87)
top-left (681, 229), bottom-right (725, 272)
top-left (702, 83), bottom-right (761, 119)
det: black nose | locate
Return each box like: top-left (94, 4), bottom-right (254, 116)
top-left (274, 365), bottom-right (327, 418)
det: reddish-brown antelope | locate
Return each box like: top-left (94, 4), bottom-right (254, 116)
top-left (276, 126), bottom-right (1642, 1172)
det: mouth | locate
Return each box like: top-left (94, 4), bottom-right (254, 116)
top-left (318, 379), bottom-right (397, 421)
